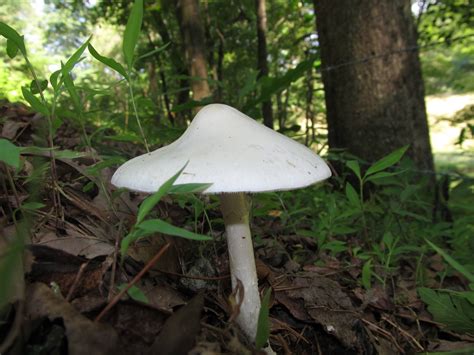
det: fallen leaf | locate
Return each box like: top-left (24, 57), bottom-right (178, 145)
top-left (25, 282), bottom-right (118, 355)
top-left (149, 292), bottom-right (205, 355)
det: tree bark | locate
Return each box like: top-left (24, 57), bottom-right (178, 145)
top-left (176, 0), bottom-right (211, 101)
top-left (255, 0), bottom-right (274, 129)
top-left (314, 0), bottom-right (434, 172)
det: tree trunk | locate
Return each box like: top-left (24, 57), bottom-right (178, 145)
top-left (150, 9), bottom-right (189, 124)
top-left (314, 0), bottom-right (434, 172)
top-left (255, 0), bottom-right (273, 129)
top-left (176, 0), bottom-right (211, 101)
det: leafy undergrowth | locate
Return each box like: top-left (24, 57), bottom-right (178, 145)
top-left (1, 101), bottom-right (474, 354)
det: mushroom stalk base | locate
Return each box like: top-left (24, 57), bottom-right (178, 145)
top-left (220, 193), bottom-right (261, 342)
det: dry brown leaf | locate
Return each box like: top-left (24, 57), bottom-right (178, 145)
top-left (25, 282), bottom-right (118, 355)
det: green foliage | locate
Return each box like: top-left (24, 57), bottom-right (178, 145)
top-left (418, 288), bottom-right (474, 333)
top-left (118, 284), bottom-right (149, 304)
top-left (122, 0), bottom-right (143, 69)
top-left (255, 288), bottom-right (272, 350)
top-left (0, 138), bottom-right (21, 168)
top-left (120, 165), bottom-right (212, 259)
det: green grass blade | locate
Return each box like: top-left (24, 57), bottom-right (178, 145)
top-left (255, 288), bottom-right (272, 350)
top-left (136, 163), bottom-right (187, 225)
top-left (425, 239), bottom-right (474, 283)
top-left (123, 0), bottom-right (143, 69)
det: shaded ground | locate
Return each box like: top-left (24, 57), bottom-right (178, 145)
top-left (1, 101), bottom-right (474, 354)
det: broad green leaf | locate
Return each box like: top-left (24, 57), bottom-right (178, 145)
top-left (118, 284), bottom-right (149, 303)
top-left (345, 182), bottom-right (360, 207)
top-left (123, 0), bottom-right (143, 69)
top-left (362, 259), bottom-right (372, 289)
top-left (364, 145), bottom-right (409, 177)
top-left (425, 239), bottom-right (474, 283)
top-left (6, 38), bottom-right (18, 58)
top-left (0, 139), bottom-right (21, 168)
top-left (62, 36), bottom-right (91, 75)
top-left (255, 288), bottom-right (272, 350)
top-left (88, 43), bottom-right (128, 80)
top-left (0, 22), bottom-right (26, 55)
top-left (168, 183), bottom-right (213, 194)
top-left (50, 70), bottom-right (61, 91)
top-left (29, 79), bottom-right (48, 95)
top-left (346, 160), bottom-right (361, 180)
top-left (136, 163), bottom-right (187, 225)
top-left (21, 86), bottom-right (49, 116)
top-left (418, 288), bottom-right (474, 333)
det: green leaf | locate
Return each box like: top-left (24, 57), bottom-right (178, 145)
top-left (136, 164), bottom-right (188, 225)
top-left (364, 145), bottom-right (409, 177)
top-left (21, 86), bottom-right (49, 116)
top-left (346, 160), bottom-right (361, 181)
top-left (0, 139), bottom-right (21, 168)
top-left (362, 259), bottom-right (372, 289)
top-left (123, 0), bottom-right (143, 69)
top-left (118, 284), bottom-right (149, 303)
top-left (136, 219), bottom-right (211, 241)
top-left (29, 79), bottom-right (48, 95)
top-left (21, 202), bottom-right (45, 211)
top-left (255, 288), bottom-right (272, 350)
top-left (88, 43), bottom-right (128, 80)
top-left (168, 183), bottom-right (213, 194)
top-left (6, 38), bottom-right (18, 58)
top-left (0, 22), bottom-right (26, 55)
top-left (136, 42), bottom-right (170, 61)
top-left (345, 183), bottom-right (360, 208)
top-left (418, 287), bottom-right (474, 333)
top-left (20, 146), bottom-right (85, 160)
top-left (50, 70), bottom-right (61, 91)
top-left (120, 218), bottom-right (211, 257)
top-left (364, 170), bottom-right (405, 183)
top-left (61, 66), bottom-right (82, 112)
top-left (62, 36), bottom-right (91, 75)
top-left (425, 239), bottom-right (474, 283)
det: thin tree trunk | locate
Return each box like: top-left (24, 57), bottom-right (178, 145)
top-left (255, 0), bottom-right (273, 129)
top-left (176, 0), bottom-right (211, 102)
top-left (150, 9), bottom-right (189, 124)
top-left (314, 0), bottom-right (434, 172)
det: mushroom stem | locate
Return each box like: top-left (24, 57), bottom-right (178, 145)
top-left (220, 192), bottom-right (261, 341)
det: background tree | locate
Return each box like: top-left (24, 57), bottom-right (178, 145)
top-left (176, 0), bottom-right (211, 102)
top-left (255, 0), bottom-right (273, 128)
top-left (314, 0), bottom-right (435, 172)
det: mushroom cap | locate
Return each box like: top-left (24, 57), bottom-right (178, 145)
top-left (112, 104), bottom-right (331, 194)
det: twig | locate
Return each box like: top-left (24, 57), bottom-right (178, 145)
top-left (66, 261), bottom-right (89, 301)
top-left (94, 242), bottom-right (171, 322)
top-left (108, 221), bottom-right (123, 301)
top-left (361, 318), bottom-right (405, 353)
top-left (382, 314), bottom-right (424, 352)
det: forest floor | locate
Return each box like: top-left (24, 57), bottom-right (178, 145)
top-left (1, 99), bottom-right (474, 354)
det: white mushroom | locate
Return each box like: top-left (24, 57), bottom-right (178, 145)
top-left (112, 103), bottom-right (331, 342)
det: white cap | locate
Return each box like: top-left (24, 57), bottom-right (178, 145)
top-left (112, 104), bottom-right (331, 194)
